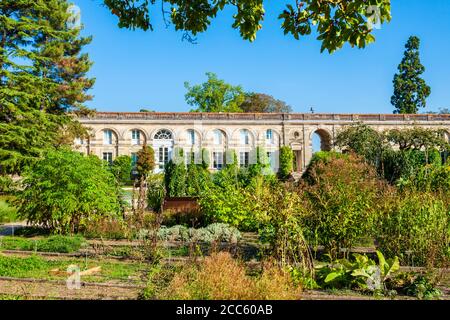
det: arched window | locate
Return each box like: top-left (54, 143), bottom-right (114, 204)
top-left (213, 130), bottom-right (224, 145)
top-left (131, 129), bottom-right (143, 145)
top-left (266, 129), bottom-right (274, 144)
top-left (154, 129), bottom-right (173, 140)
top-left (103, 129), bottom-right (113, 145)
top-left (240, 129), bottom-right (250, 145)
top-left (187, 129), bottom-right (196, 145)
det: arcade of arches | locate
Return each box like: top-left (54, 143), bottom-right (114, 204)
top-left (76, 112), bottom-right (450, 173)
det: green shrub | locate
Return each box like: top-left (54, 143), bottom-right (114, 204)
top-left (375, 191), bottom-right (449, 267)
top-left (199, 183), bottom-right (257, 231)
top-left (36, 235), bottom-right (85, 253)
top-left (302, 154), bottom-right (387, 258)
top-left (302, 151), bottom-right (348, 183)
top-left (15, 149), bottom-right (122, 234)
top-left (0, 175), bottom-right (14, 194)
top-left (147, 173), bottom-right (165, 212)
top-left (111, 155), bottom-right (133, 185)
top-left (278, 146), bottom-right (293, 180)
top-left (164, 148), bottom-right (187, 197)
top-left (185, 162), bottom-right (212, 196)
top-left (257, 184), bottom-right (313, 271)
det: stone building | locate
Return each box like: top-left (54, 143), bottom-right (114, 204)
top-left (77, 112), bottom-right (450, 173)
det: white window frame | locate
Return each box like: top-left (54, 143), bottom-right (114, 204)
top-left (266, 129), bottom-right (274, 144)
top-left (213, 151), bottom-right (224, 170)
top-left (102, 152), bottom-right (113, 164)
top-left (103, 130), bottom-right (113, 145)
top-left (213, 130), bottom-right (223, 145)
top-left (187, 130), bottom-right (196, 145)
top-left (131, 130), bottom-right (141, 145)
top-left (239, 151), bottom-right (249, 168)
top-left (240, 130), bottom-right (249, 145)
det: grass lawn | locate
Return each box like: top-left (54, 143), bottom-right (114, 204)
top-left (0, 254), bottom-right (148, 284)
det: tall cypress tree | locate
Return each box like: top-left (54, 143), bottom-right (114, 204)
top-left (391, 36), bottom-right (431, 114)
top-left (0, 0), bottom-right (94, 174)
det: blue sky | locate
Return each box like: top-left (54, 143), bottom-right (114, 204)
top-left (73, 0), bottom-right (450, 114)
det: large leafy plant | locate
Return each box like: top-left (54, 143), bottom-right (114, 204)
top-left (316, 251), bottom-right (399, 294)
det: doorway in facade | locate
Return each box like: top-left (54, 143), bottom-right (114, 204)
top-left (153, 129), bottom-right (174, 173)
top-left (293, 149), bottom-right (302, 173)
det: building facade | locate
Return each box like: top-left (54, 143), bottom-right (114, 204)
top-left (77, 112), bottom-right (450, 173)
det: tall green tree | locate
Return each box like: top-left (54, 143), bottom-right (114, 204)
top-left (239, 93), bottom-right (292, 113)
top-left (134, 144), bottom-right (156, 222)
top-left (103, 0), bottom-right (391, 53)
top-left (391, 36), bottom-right (431, 114)
top-left (185, 72), bottom-right (245, 112)
top-left (0, 0), bottom-right (94, 174)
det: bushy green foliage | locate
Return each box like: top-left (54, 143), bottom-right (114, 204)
top-left (164, 148), bottom-right (187, 197)
top-left (302, 151), bottom-right (348, 183)
top-left (278, 146), bottom-right (294, 180)
top-left (405, 275), bottom-right (442, 300)
top-left (111, 155), bottom-right (132, 185)
top-left (336, 124), bottom-right (449, 184)
top-left (0, 0), bottom-right (94, 174)
top-left (147, 173), bottom-right (166, 212)
top-left (0, 235), bottom-right (85, 253)
top-left (0, 196), bottom-right (17, 223)
top-left (136, 145), bottom-right (155, 177)
top-left (15, 149), bottom-right (121, 234)
top-left (0, 255), bottom-right (47, 278)
top-left (402, 163), bottom-right (450, 192)
top-left (185, 72), bottom-right (245, 112)
top-left (257, 184), bottom-right (313, 271)
top-left (185, 162), bottom-right (211, 196)
top-left (0, 175), bottom-right (14, 194)
top-left (302, 153), bottom-right (387, 258)
top-left (375, 191), bottom-right (449, 267)
top-left (335, 123), bottom-right (386, 169)
top-left (104, 0), bottom-right (391, 53)
top-left (199, 182), bottom-right (256, 231)
top-left (316, 251), bottom-right (399, 294)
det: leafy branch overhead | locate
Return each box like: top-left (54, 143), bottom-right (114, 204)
top-left (103, 0), bottom-right (392, 53)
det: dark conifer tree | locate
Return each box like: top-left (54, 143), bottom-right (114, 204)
top-left (0, 0), bottom-right (94, 174)
top-left (391, 36), bottom-right (431, 114)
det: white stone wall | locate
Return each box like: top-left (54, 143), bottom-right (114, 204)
top-left (76, 113), bottom-right (450, 172)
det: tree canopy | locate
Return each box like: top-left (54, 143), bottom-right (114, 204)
top-left (15, 149), bottom-right (121, 234)
top-left (0, 0), bottom-right (94, 174)
top-left (103, 0), bottom-right (391, 53)
top-left (240, 93), bottom-right (292, 113)
top-left (391, 36), bottom-right (431, 114)
top-left (185, 73), bottom-right (293, 113)
top-left (185, 72), bottom-right (245, 112)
